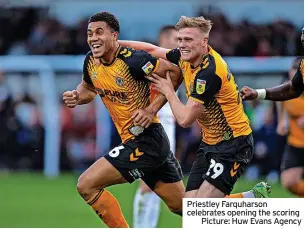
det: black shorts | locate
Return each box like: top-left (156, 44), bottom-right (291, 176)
top-left (186, 134), bottom-right (254, 195)
top-left (104, 123), bottom-right (183, 190)
top-left (281, 144), bottom-right (304, 171)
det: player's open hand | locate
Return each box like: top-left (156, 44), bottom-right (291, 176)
top-left (63, 90), bottom-right (79, 108)
top-left (131, 108), bottom-right (154, 128)
top-left (147, 71), bottom-right (174, 98)
top-left (240, 86), bottom-right (258, 100)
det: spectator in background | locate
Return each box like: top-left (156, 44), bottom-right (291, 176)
top-left (180, 122), bottom-right (201, 173)
top-left (0, 8), bottom-right (38, 55)
top-left (196, 10), bottom-right (303, 57)
top-left (244, 100), bottom-right (271, 132)
top-left (13, 93), bottom-right (44, 170)
top-left (252, 105), bottom-right (279, 182)
top-left (73, 18), bottom-right (92, 54)
top-left (27, 17), bottom-right (73, 54)
top-left (0, 7), bottom-right (303, 56)
top-left (243, 99), bottom-right (281, 183)
top-left (60, 101), bottom-right (97, 173)
top-left (0, 70), bottom-right (21, 170)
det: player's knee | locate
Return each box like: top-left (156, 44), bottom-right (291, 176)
top-left (76, 174), bottom-right (104, 200)
top-left (167, 202), bottom-right (182, 216)
top-left (169, 206), bottom-right (182, 216)
top-left (76, 175), bottom-right (90, 199)
top-left (281, 172), bottom-right (297, 189)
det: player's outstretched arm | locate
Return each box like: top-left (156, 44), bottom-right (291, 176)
top-left (240, 81), bottom-right (301, 101)
top-left (63, 80), bottom-right (97, 108)
top-left (119, 40), bottom-right (169, 60)
top-left (265, 81), bottom-right (301, 101)
top-left (241, 59), bottom-right (303, 101)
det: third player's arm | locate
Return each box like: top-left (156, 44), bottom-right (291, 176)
top-left (119, 40), bottom-right (169, 60)
top-left (264, 59), bottom-right (303, 101)
top-left (265, 81), bottom-right (301, 101)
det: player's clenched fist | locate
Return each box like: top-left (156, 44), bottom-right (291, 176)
top-left (240, 86), bottom-right (258, 100)
top-left (63, 90), bottom-right (79, 108)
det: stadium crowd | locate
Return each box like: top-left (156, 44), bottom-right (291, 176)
top-left (0, 7), bottom-right (303, 56)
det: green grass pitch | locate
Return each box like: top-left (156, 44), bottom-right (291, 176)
top-left (0, 173), bottom-right (295, 228)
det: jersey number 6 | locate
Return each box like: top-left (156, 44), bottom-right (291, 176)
top-left (109, 145), bottom-right (125, 158)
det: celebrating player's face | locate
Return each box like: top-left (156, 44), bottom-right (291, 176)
top-left (87, 21), bottom-right (117, 58)
top-left (177, 27), bottom-right (208, 63)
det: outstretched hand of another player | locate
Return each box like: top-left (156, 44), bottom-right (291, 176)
top-left (131, 108), bottom-right (154, 128)
top-left (147, 71), bottom-right (175, 98)
top-left (240, 86), bottom-right (258, 100)
top-left (63, 90), bottom-right (79, 108)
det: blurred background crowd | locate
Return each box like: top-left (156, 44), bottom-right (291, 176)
top-left (0, 7), bottom-right (303, 56)
top-left (0, 0), bottom-right (304, 185)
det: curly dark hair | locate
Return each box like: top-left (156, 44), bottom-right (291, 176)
top-left (88, 12), bottom-right (120, 33)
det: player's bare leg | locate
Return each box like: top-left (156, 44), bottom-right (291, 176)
top-left (194, 181), bottom-right (226, 197)
top-left (133, 180), bottom-right (160, 228)
top-left (77, 157), bottom-right (129, 227)
top-left (153, 180), bottom-right (185, 215)
top-left (185, 180), bottom-right (271, 198)
top-left (281, 167), bottom-right (304, 197)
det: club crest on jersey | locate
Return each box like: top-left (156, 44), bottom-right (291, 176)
top-left (142, 61), bottom-right (154, 75)
top-left (196, 79), bottom-right (206, 94)
top-left (116, 76), bottom-right (124, 87)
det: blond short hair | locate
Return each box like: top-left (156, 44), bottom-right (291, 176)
top-left (175, 16), bottom-right (213, 35)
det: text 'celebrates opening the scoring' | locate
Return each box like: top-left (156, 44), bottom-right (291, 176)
top-left (183, 198), bottom-right (304, 229)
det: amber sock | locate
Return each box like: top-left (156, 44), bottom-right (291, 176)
top-left (225, 193), bottom-right (244, 198)
top-left (289, 180), bottom-right (304, 197)
top-left (225, 191), bottom-right (257, 198)
top-left (87, 189), bottom-right (129, 228)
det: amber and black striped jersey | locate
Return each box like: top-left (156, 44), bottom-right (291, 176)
top-left (166, 46), bottom-right (252, 145)
top-left (283, 95), bottom-right (304, 148)
top-left (292, 58), bottom-right (304, 94)
top-left (83, 46), bottom-right (160, 142)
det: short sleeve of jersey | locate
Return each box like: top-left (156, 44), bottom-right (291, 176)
top-left (189, 68), bottom-right (222, 106)
top-left (82, 51), bottom-right (94, 86)
top-left (166, 48), bottom-right (181, 66)
top-left (124, 49), bottom-right (159, 80)
top-left (292, 59), bottom-right (304, 94)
